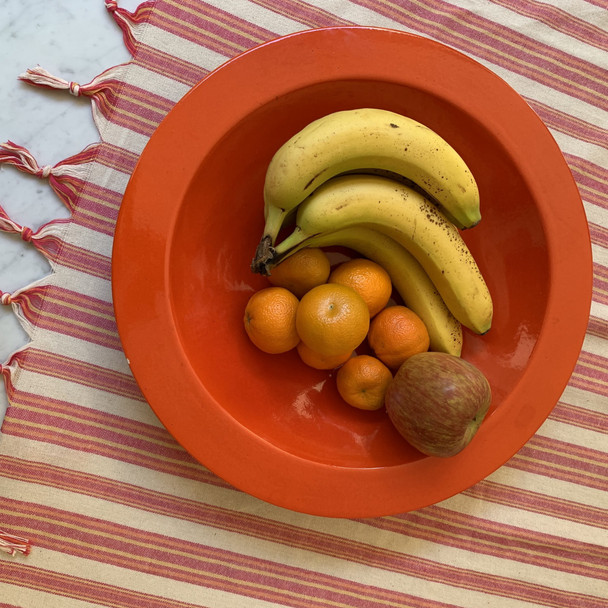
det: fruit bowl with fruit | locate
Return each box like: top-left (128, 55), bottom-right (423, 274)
top-left (112, 26), bottom-right (592, 517)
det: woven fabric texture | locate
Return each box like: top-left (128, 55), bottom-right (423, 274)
top-left (0, 1), bottom-right (606, 606)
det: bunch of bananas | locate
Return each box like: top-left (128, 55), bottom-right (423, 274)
top-left (250, 108), bottom-right (493, 357)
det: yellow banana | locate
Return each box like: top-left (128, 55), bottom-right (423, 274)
top-left (260, 107), bottom-right (480, 247)
top-left (273, 174), bottom-right (493, 335)
top-left (270, 227), bottom-right (463, 356)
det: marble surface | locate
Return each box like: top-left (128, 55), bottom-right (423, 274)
top-left (0, 0), bottom-right (141, 423)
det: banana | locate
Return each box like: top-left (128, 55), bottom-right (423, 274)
top-left (270, 227), bottom-right (463, 356)
top-left (272, 174), bottom-right (493, 334)
top-left (260, 107), bottom-right (480, 247)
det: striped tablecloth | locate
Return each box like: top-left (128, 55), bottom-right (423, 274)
top-left (1, 1), bottom-right (606, 606)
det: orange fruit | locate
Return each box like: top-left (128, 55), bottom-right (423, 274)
top-left (296, 283), bottom-right (370, 357)
top-left (329, 258), bottom-right (393, 317)
top-left (267, 247), bottom-right (331, 298)
top-left (296, 342), bottom-right (353, 370)
top-left (336, 355), bottom-right (393, 410)
top-left (243, 286), bottom-right (300, 354)
top-left (367, 305), bottom-right (430, 369)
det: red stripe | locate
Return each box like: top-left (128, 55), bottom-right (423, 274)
top-left (570, 350), bottom-right (608, 396)
top-left (509, 434), bottom-right (608, 490)
top-left (151, 0), bottom-right (273, 53)
top-left (95, 142), bottom-right (140, 175)
top-left (364, 506), bottom-right (608, 580)
top-left (0, 563), bottom-right (202, 608)
top-left (348, 0), bottom-right (607, 109)
top-left (1, 455), bottom-right (606, 607)
top-left (489, 0), bottom-right (608, 53)
top-left (8, 349), bottom-right (144, 402)
top-left (12, 286), bottom-right (122, 351)
top-left (527, 98), bottom-right (608, 152)
top-left (101, 82), bottom-right (174, 137)
top-left (134, 48), bottom-right (209, 87)
top-left (1, 499), bottom-right (459, 608)
top-left (550, 401), bottom-right (608, 434)
top-left (589, 223), bottom-right (608, 249)
top-left (464, 478), bottom-right (608, 529)
top-left (50, 241), bottom-right (112, 281)
top-left (587, 315), bottom-right (608, 340)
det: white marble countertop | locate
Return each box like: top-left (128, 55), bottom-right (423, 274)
top-left (0, 0), bottom-right (141, 423)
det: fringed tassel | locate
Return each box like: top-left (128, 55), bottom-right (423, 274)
top-left (0, 283), bottom-right (49, 338)
top-left (0, 204), bottom-right (68, 268)
top-left (19, 65), bottom-right (127, 134)
top-left (105, 0), bottom-right (155, 56)
top-left (0, 141), bottom-right (97, 213)
top-left (0, 530), bottom-right (31, 556)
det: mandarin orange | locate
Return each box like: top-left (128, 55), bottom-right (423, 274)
top-left (296, 342), bottom-right (353, 370)
top-left (336, 355), bottom-right (393, 410)
top-left (243, 286), bottom-right (300, 354)
top-left (267, 247), bottom-right (331, 298)
top-left (367, 305), bottom-right (430, 369)
top-left (296, 283), bottom-right (369, 357)
top-left (329, 257), bottom-right (393, 317)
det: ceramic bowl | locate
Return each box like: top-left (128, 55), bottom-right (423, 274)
top-left (113, 27), bottom-right (592, 517)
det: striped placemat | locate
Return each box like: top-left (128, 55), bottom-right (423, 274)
top-left (1, 1), bottom-right (606, 606)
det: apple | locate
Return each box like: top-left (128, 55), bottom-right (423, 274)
top-left (384, 352), bottom-right (491, 457)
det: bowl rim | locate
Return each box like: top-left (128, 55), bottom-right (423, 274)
top-left (112, 26), bottom-right (593, 517)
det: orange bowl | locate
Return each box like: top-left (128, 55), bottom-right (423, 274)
top-left (112, 27), bottom-right (592, 517)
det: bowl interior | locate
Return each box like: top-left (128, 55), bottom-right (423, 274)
top-left (168, 78), bottom-right (549, 469)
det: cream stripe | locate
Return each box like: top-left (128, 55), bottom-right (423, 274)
top-left (591, 243), bottom-right (608, 267)
top-left (0, 583), bottom-right (106, 608)
top-left (442, 490), bottom-right (608, 546)
top-left (0, 476), bottom-right (599, 608)
top-left (584, 202), bottom-right (608, 233)
top-left (51, 267), bottom-right (112, 302)
top-left (455, 0), bottom-right (608, 66)
top-left (590, 299), bottom-right (608, 322)
top-left (552, 130), bottom-right (608, 169)
top-left (1, 548), bottom-right (298, 608)
top-left (560, 384), bottom-right (608, 414)
top-left (486, 464), bottom-right (607, 509)
top-left (27, 333), bottom-right (132, 376)
top-left (195, 0), bottom-right (306, 35)
top-left (124, 63), bottom-right (190, 103)
top-left (59, 223), bottom-right (115, 258)
top-left (138, 24), bottom-right (229, 71)
top-left (8, 368), bottom-right (157, 426)
top-left (2, 437), bottom-right (606, 597)
top-left (96, 116), bottom-right (151, 156)
top-left (536, 417), bottom-right (608, 454)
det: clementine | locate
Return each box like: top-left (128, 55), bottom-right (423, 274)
top-left (243, 286), bottom-right (300, 354)
top-left (336, 355), bottom-right (393, 410)
top-left (296, 342), bottom-right (353, 370)
top-left (296, 283), bottom-right (369, 357)
top-left (267, 247), bottom-right (331, 298)
top-left (329, 257), bottom-right (393, 317)
top-left (367, 305), bottom-right (430, 369)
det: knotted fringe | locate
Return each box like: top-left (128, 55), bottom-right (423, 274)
top-left (105, 0), bottom-right (155, 56)
top-left (1, 283), bottom-right (50, 338)
top-left (0, 529), bottom-right (31, 556)
top-left (19, 65), bottom-right (127, 134)
top-left (0, 204), bottom-right (68, 268)
top-left (0, 141), bottom-right (98, 213)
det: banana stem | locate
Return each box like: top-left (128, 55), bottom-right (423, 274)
top-left (263, 205), bottom-right (288, 245)
top-left (272, 227), bottom-right (313, 259)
